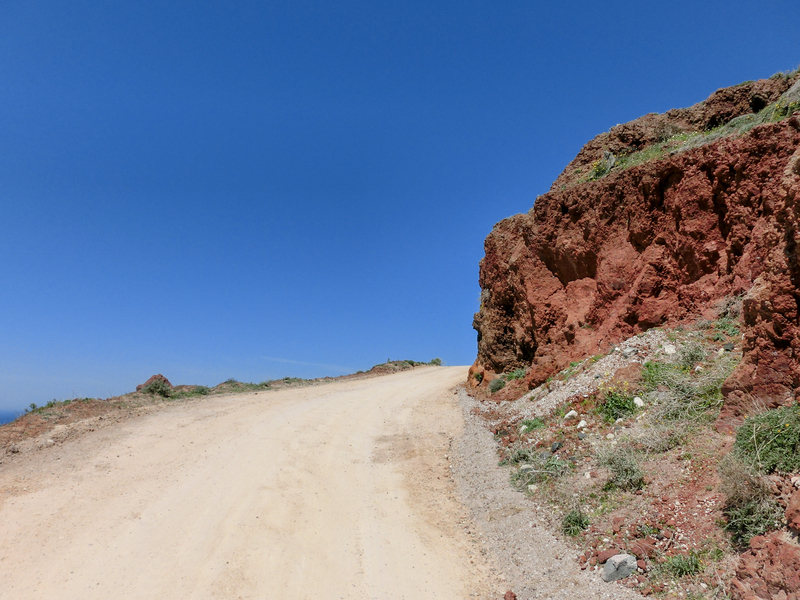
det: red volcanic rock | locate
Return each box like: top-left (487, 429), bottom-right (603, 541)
top-left (786, 490), bottom-right (800, 532)
top-left (472, 72), bottom-right (800, 427)
top-left (504, 592), bottom-right (517, 600)
top-left (136, 374), bottom-right (172, 391)
top-left (730, 533), bottom-right (800, 599)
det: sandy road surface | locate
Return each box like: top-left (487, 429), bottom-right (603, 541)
top-left (0, 367), bottom-right (495, 599)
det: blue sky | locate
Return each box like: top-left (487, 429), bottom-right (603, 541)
top-left (0, 0), bottom-right (796, 412)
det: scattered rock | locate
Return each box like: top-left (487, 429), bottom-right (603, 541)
top-left (622, 347), bottom-right (638, 358)
top-left (633, 396), bottom-right (644, 407)
top-left (538, 450), bottom-right (552, 461)
top-left (576, 419), bottom-right (588, 429)
top-left (504, 591), bottom-right (517, 600)
top-left (597, 548), bottom-right (622, 564)
top-left (723, 343), bottom-right (735, 352)
top-left (564, 410), bottom-right (579, 420)
top-left (730, 533), bottom-right (800, 599)
top-left (551, 441), bottom-right (563, 453)
top-left (8, 444), bottom-right (20, 454)
top-left (662, 344), bottom-right (677, 356)
top-left (601, 554), bottom-right (637, 582)
top-left (578, 432), bottom-right (587, 440)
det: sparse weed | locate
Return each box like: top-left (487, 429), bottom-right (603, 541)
top-left (562, 509), bottom-right (590, 536)
top-left (599, 383), bottom-right (636, 422)
top-left (519, 417), bottom-right (545, 432)
top-left (489, 378), bottom-right (506, 393)
top-left (663, 552), bottom-right (702, 578)
top-left (598, 447), bottom-right (644, 491)
top-left (719, 454), bottom-right (783, 547)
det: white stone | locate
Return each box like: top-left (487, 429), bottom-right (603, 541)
top-left (577, 420), bottom-right (588, 429)
top-left (606, 433), bottom-right (615, 440)
top-left (663, 344), bottom-right (677, 355)
top-left (633, 397), bottom-right (645, 407)
top-left (564, 410), bottom-right (579, 420)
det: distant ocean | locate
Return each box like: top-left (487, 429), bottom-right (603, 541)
top-left (0, 410), bottom-right (22, 425)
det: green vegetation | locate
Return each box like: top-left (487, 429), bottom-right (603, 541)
top-left (719, 454), bottom-right (784, 547)
top-left (581, 93), bottom-right (800, 184)
top-left (641, 353), bottom-right (737, 421)
top-left (562, 509), bottom-right (590, 537)
top-left (428, 357), bottom-right (443, 366)
top-left (140, 379), bottom-right (172, 398)
top-left (505, 367), bottom-right (527, 381)
top-left (733, 405), bottom-right (800, 474)
top-left (473, 372), bottom-right (483, 384)
top-left (724, 496), bottom-right (783, 547)
top-left (519, 417), bottom-right (545, 432)
top-left (489, 377), bottom-right (506, 393)
top-left (713, 316), bottom-right (740, 338)
top-left (598, 384), bottom-right (636, 422)
top-left (663, 552), bottom-right (702, 578)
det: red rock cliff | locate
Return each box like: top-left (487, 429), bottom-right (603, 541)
top-left (471, 72), bottom-right (800, 427)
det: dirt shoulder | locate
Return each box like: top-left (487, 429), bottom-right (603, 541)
top-left (0, 366), bottom-right (499, 599)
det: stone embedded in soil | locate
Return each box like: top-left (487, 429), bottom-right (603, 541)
top-left (601, 554), bottom-right (637, 582)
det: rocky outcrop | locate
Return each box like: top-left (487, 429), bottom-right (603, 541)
top-left (471, 72), bottom-right (800, 427)
top-left (730, 532), bottom-right (800, 600)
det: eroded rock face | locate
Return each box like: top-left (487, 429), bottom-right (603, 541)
top-left (471, 74), bottom-right (800, 428)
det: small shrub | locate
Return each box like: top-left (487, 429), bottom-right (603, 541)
top-left (719, 455), bottom-right (783, 546)
top-left (598, 447), bottom-right (644, 491)
top-left (473, 372), bottom-right (483, 384)
top-left (634, 425), bottom-right (684, 453)
top-left (224, 378), bottom-right (238, 384)
top-left (714, 317), bottom-right (740, 338)
top-left (724, 497), bottom-right (783, 547)
top-left (519, 418), bottom-right (545, 432)
top-left (562, 509), bottom-right (590, 536)
top-left (508, 452), bottom-right (572, 485)
top-left (429, 358), bottom-right (443, 366)
top-left (734, 405), bottom-right (800, 474)
top-left (664, 552), bottom-right (702, 577)
top-left (505, 368), bottom-right (527, 381)
top-left (599, 385), bottom-right (636, 422)
top-left (489, 378), bottom-right (506, 393)
top-left (678, 342), bottom-right (706, 369)
top-left (194, 385), bottom-right (210, 396)
top-left (141, 379), bottom-right (172, 398)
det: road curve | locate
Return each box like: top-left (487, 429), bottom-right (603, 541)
top-left (0, 367), bottom-right (494, 599)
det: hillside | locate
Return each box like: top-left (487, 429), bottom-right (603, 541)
top-left (468, 69), bottom-right (800, 599)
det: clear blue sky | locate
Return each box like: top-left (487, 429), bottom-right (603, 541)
top-left (0, 0), bottom-right (796, 412)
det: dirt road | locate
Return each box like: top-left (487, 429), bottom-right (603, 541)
top-left (0, 367), bottom-right (495, 599)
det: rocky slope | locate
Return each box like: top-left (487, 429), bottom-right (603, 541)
top-left (471, 71), bottom-right (800, 430)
